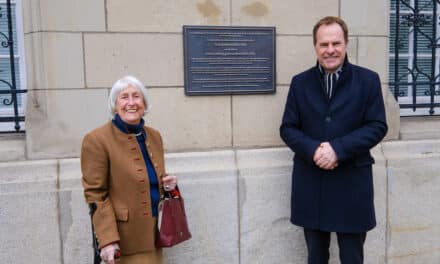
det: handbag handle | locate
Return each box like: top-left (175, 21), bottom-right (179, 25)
top-left (162, 185), bottom-right (181, 199)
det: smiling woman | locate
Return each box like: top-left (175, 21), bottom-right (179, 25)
top-left (114, 86), bottom-right (146, 125)
top-left (81, 76), bottom-right (178, 264)
top-left (108, 76), bottom-right (150, 121)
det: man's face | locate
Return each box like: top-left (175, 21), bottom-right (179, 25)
top-left (314, 23), bottom-right (347, 73)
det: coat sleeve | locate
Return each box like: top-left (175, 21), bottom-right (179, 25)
top-left (280, 77), bottom-right (321, 164)
top-left (81, 132), bottom-right (120, 248)
top-left (330, 72), bottom-right (388, 161)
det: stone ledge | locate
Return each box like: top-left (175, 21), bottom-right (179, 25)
top-left (0, 145), bottom-right (438, 263)
top-left (0, 159), bottom-right (58, 194)
top-left (0, 137), bottom-right (25, 162)
top-left (165, 150), bottom-right (236, 174)
top-left (400, 116), bottom-right (440, 140)
top-left (382, 139), bottom-right (440, 158)
top-left (59, 158), bottom-right (81, 190)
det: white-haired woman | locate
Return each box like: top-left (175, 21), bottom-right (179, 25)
top-left (81, 76), bottom-right (177, 264)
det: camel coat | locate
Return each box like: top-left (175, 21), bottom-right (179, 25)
top-left (81, 121), bottom-right (166, 255)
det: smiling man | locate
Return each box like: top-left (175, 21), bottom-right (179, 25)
top-left (280, 16), bottom-right (388, 264)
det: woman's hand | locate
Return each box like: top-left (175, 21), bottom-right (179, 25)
top-left (162, 174), bottom-right (177, 191)
top-left (100, 242), bottom-right (120, 264)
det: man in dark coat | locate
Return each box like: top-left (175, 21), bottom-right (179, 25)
top-left (280, 16), bottom-right (388, 264)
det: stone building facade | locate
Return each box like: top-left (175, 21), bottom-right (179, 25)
top-left (0, 0), bottom-right (439, 263)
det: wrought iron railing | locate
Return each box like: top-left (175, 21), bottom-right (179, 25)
top-left (0, 0), bottom-right (25, 132)
top-left (390, 0), bottom-right (440, 115)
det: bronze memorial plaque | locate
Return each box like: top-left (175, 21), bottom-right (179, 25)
top-left (183, 26), bottom-right (276, 95)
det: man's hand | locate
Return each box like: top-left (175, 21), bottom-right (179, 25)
top-left (313, 142), bottom-right (338, 170)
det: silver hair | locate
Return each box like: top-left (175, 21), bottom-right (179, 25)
top-left (108, 75), bottom-right (151, 118)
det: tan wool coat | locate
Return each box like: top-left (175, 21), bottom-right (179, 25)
top-left (81, 121), bottom-right (166, 255)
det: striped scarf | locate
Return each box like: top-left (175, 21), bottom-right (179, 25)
top-left (318, 64), bottom-right (343, 99)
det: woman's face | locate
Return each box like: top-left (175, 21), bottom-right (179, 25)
top-left (115, 86), bottom-right (146, 125)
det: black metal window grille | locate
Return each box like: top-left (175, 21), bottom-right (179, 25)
top-left (389, 0), bottom-right (440, 116)
top-left (0, 0), bottom-right (25, 132)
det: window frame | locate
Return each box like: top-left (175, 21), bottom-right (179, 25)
top-left (0, 0), bottom-right (26, 132)
top-left (389, 0), bottom-right (440, 116)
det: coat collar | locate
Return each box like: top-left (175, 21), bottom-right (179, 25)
top-left (110, 119), bottom-right (152, 149)
top-left (314, 56), bottom-right (352, 98)
top-left (112, 114), bottom-right (146, 137)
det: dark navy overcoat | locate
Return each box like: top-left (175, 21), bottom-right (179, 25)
top-left (280, 61), bottom-right (388, 233)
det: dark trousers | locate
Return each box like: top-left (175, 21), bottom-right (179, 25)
top-left (304, 228), bottom-right (366, 264)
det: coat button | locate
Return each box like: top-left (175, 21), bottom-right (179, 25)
top-left (325, 116), bottom-right (331, 123)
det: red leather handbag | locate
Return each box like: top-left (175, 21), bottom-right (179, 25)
top-left (156, 187), bottom-right (192, 247)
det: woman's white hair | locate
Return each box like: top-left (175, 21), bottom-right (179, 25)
top-left (108, 75), bottom-right (151, 118)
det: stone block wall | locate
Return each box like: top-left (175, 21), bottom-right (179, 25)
top-left (1, 1), bottom-right (422, 263)
top-left (1, 142), bottom-right (440, 263)
top-left (383, 140), bottom-right (440, 263)
top-left (22, 0), bottom-right (398, 160)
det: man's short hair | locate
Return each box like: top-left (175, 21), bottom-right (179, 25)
top-left (313, 16), bottom-right (349, 45)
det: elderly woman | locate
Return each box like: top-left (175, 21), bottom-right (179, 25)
top-left (81, 76), bottom-right (176, 264)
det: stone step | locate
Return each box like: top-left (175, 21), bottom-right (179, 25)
top-left (0, 135), bottom-right (25, 161)
top-left (400, 116), bottom-right (440, 140)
